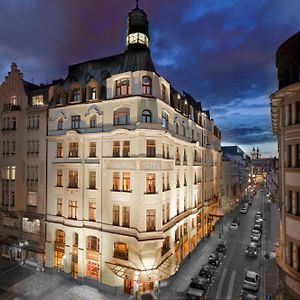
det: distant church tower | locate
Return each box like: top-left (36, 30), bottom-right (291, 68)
top-left (251, 147), bottom-right (261, 160)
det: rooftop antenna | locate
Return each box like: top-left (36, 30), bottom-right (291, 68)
top-left (136, 0), bottom-right (139, 8)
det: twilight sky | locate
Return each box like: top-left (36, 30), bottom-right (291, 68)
top-left (1, 0), bottom-right (300, 157)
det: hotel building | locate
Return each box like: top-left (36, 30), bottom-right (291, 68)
top-left (45, 4), bottom-right (222, 295)
top-left (271, 31), bottom-right (300, 298)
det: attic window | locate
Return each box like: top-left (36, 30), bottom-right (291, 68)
top-left (91, 87), bottom-right (97, 100)
top-left (72, 88), bottom-right (81, 102)
top-left (116, 78), bottom-right (129, 97)
top-left (32, 95), bottom-right (43, 106)
top-left (142, 76), bottom-right (152, 95)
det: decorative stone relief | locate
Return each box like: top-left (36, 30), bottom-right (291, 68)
top-left (105, 160), bottom-right (136, 170)
top-left (139, 160), bottom-right (161, 170)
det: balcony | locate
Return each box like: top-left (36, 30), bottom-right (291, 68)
top-left (2, 103), bottom-right (21, 112)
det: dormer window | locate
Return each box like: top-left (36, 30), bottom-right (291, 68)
top-left (142, 110), bottom-right (152, 123)
top-left (162, 111), bottom-right (168, 129)
top-left (91, 87), bottom-right (97, 100)
top-left (57, 95), bottom-right (64, 105)
top-left (72, 88), bottom-right (81, 102)
top-left (162, 85), bottom-right (167, 102)
top-left (142, 76), bottom-right (152, 95)
top-left (32, 95), bottom-right (43, 106)
top-left (116, 78), bottom-right (129, 97)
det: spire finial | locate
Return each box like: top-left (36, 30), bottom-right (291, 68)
top-left (136, 0), bottom-right (139, 8)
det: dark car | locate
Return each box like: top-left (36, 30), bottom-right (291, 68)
top-left (208, 252), bottom-right (222, 267)
top-left (240, 290), bottom-right (258, 300)
top-left (245, 242), bottom-right (258, 257)
top-left (253, 224), bottom-right (262, 233)
top-left (198, 264), bottom-right (216, 283)
top-left (233, 218), bottom-right (241, 226)
top-left (215, 244), bottom-right (227, 254)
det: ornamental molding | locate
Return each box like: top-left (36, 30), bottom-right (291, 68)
top-left (53, 111), bottom-right (67, 121)
top-left (65, 130), bottom-right (79, 141)
top-left (105, 160), bottom-right (136, 170)
top-left (86, 106), bottom-right (102, 117)
top-left (139, 160), bottom-right (161, 171)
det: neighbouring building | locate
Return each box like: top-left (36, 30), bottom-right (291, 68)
top-left (270, 31), bottom-right (300, 298)
top-left (45, 4), bottom-right (222, 296)
top-left (221, 146), bottom-right (250, 212)
top-left (0, 63), bottom-right (50, 269)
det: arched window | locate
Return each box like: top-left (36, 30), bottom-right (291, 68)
top-left (90, 87), bottom-right (97, 100)
top-left (162, 111), bottom-right (169, 129)
top-left (142, 110), bottom-right (152, 123)
top-left (182, 125), bottom-right (186, 136)
top-left (72, 88), bottom-right (81, 102)
top-left (90, 115), bottom-right (96, 128)
top-left (176, 123), bottom-right (179, 134)
top-left (142, 76), bottom-right (152, 95)
top-left (113, 242), bottom-right (128, 260)
top-left (189, 105), bottom-right (194, 121)
top-left (55, 229), bottom-right (65, 243)
top-left (116, 78), bottom-right (129, 96)
top-left (57, 118), bottom-right (63, 130)
top-left (87, 236), bottom-right (99, 251)
top-left (114, 107), bottom-right (130, 125)
top-left (161, 85), bottom-right (167, 102)
top-left (73, 233), bottom-right (78, 247)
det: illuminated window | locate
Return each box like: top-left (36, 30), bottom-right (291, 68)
top-left (146, 140), bottom-right (156, 157)
top-left (113, 141), bottom-right (120, 157)
top-left (142, 110), bottom-right (152, 122)
top-left (57, 170), bottom-right (63, 187)
top-left (122, 207), bottom-right (130, 227)
top-left (57, 198), bottom-right (62, 216)
top-left (87, 236), bottom-right (99, 251)
top-left (113, 205), bottom-right (120, 226)
top-left (142, 76), bottom-right (152, 95)
top-left (123, 141), bottom-right (130, 157)
top-left (89, 142), bottom-right (96, 157)
top-left (113, 172), bottom-right (120, 191)
top-left (68, 170), bottom-right (78, 188)
top-left (114, 107), bottom-right (130, 125)
top-left (146, 173), bottom-right (156, 194)
top-left (32, 95), bottom-right (44, 106)
top-left (89, 202), bottom-right (96, 221)
top-left (89, 171), bottom-right (96, 189)
top-left (90, 87), bottom-right (97, 100)
top-left (146, 209), bottom-right (156, 231)
top-left (123, 172), bottom-right (130, 192)
top-left (71, 115), bottom-right (81, 129)
top-left (69, 142), bottom-right (78, 157)
top-left (116, 78), bottom-right (129, 96)
top-left (11, 166), bottom-right (15, 180)
top-left (57, 143), bottom-right (63, 158)
top-left (22, 218), bottom-right (40, 233)
top-left (114, 242), bottom-right (128, 260)
top-left (162, 111), bottom-right (168, 129)
top-left (68, 200), bottom-right (78, 219)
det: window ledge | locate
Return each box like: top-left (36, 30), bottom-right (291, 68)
top-left (144, 192), bottom-right (158, 195)
top-left (111, 189), bottom-right (132, 193)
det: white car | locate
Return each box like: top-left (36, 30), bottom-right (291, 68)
top-left (250, 230), bottom-right (261, 239)
top-left (230, 223), bottom-right (239, 230)
top-left (243, 270), bottom-right (260, 291)
top-left (240, 207), bottom-right (248, 214)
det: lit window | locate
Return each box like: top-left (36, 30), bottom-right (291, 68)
top-left (116, 78), bottom-right (129, 96)
top-left (72, 88), bottom-right (81, 102)
top-left (11, 166), bottom-right (16, 180)
top-left (89, 202), bottom-right (96, 221)
top-left (122, 207), bottom-right (130, 228)
top-left (142, 76), bottom-right (152, 95)
top-left (68, 170), bottom-right (78, 188)
top-left (123, 172), bottom-right (130, 192)
top-left (146, 209), bottom-right (156, 231)
top-left (90, 87), bottom-right (97, 100)
top-left (113, 172), bottom-right (120, 191)
top-left (114, 241), bottom-right (128, 260)
top-left (162, 111), bottom-right (168, 129)
top-left (114, 107), bottom-right (130, 125)
top-left (113, 141), bottom-right (120, 157)
top-left (142, 110), bottom-right (152, 123)
top-left (146, 173), bottom-right (156, 194)
top-left (57, 143), bottom-right (63, 158)
top-left (22, 218), bottom-right (40, 233)
top-left (113, 205), bottom-right (120, 226)
top-left (57, 170), bottom-right (63, 187)
top-left (68, 200), bottom-right (78, 219)
top-left (32, 95), bottom-right (44, 106)
top-left (89, 142), bottom-right (96, 157)
top-left (69, 142), bottom-right (79, 157)
top-left (71, 115), bottom-right (81, 129)
top-left (123, 141), bottom-right (130, 157)
top-left (146, 140), bottom-right (156, 157)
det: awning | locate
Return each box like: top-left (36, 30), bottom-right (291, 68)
top-left (209, 207), bottom-right (225, 218)
top-left (106, 253), bottom-right (175, 282)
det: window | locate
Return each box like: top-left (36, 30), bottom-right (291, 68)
top-left (146, 173), bottom-right (156, 194)
top-left (69, 142), bottom-right (79, 157)
top-left (176, 173), bottom-right (180, 188)
top-left (162, 111), bottom-right (169, 129)
top-left (71, 115), bottom-right (81, 129)
top-left (287, 145), bottom-right (292, 167)
top-left (162, 85), bottom-right (167, 102)
top-left (12, 117), bottom-right (16, 130)
top-left (90, 115), bottom-right (96, 128)
top-left (57, 143), bottom-right (63, 158)
top-left (89, 142), bottom-right (96, 157)
top-left (113, 205), bottom-right (120, 226)
top-left (177, 198), bottom-right (179, 215)
top-left (297, 101), bottom-right (300, 124)
top-left (166, 173), bottom-right (170, 190)
top-left (56, 229), bottom-right (65, 243)
top-left (113, 172), bottom-right (120, 191)
top-left (297, 144), bottom-right (300, 168)
top-left (113, 141), bottom-right (120, 157)
top-left (114, 107), bottom-right (130, 125)
top-left (73, 233), bottom-right (78, 247)
top-left (68, 201), bottom-right (78, 219)
top-left (57, 198), bottom-right (62, 216)
top-left (191, 129), bottom-right (194, 140)
top-left (142, 110), bottom-right (152, 123)
top-left (161, 237), bottom-right (170, 256)
top-left (166, 203), bottom-right (170, 222)
top-left (91, 87), bottom-right (97, 100)
top-left (123, 141), bottom-right (130, 157)
top-left (89, 202), bottom-right (96, 221)
top-left (11, 141), bottom-right (16, 155)
top-left (114, 242), bottom-right (128, 260)
top-left (146, 140), bottom-right (156, 157)
top-left (72, 88), bottom-right (81, 102)
top-left (123, 172), bottom-right (130, 192)
top-left (57, 170), bottom-right (63, 187)
top-left (57, 95), bottom-right (64, 105)
top-left (122, 206), bottom-right (130, 227)
top-left (57, 118), bottom-right (63, 130)
top-left (116, 78), bottom-right (129, 96)
top-left (182, 125), bottom-right (186, 136)
top-left (183, 149), bottom-right (187, 162)
top-left (22, 218), bottom-right (40, 234)
top-left (89, 171), bottom-right (96, 189)
top-left (142, 76), bottom-right (152, 95)
top-left (184, 197), bottom-right (187, 210)
top-left (146, 209), bottom-right (156, 231)
top-left (87, 236), bottom-right (99, 251)
top-left (176, 123), bottom-right (179, 134)
top-left (32, 95), bottom-right (43, 106)
top-left (176, 147), bottom-right (180, 161)
top-left (69, 170), bottom-right (78, 188)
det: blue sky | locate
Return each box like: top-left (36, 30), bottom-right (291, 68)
top-left (1, 0), bottom-right (300, 157)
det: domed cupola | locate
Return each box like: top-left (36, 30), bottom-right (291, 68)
top-left (126, 0), bottom-right (150, 50)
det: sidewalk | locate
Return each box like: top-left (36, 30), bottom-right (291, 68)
top-left (158, 209), bottom-right (235, 300)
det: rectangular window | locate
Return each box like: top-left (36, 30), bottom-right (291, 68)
top-left (68, 201), bottom-right (78, 219)
top-left (146, 140), bottom-right (156, 157)
top-left (287, 145), bottom-right (292, 167)
top-left (123, 141), bottom-right (130, 157)
top-left (123, 172), bottom-right (130, 192)
top-left (57, 198), bottom-right (62, 216)
top-left (22, 218), bottom-right (40, 233)
top-left (297, 144), bottom-right (300, 168)
top-left (12, 117), bottom-right (16, 130)
top-left (57, 170), bottom-right (63, 187)
top-left (146, 173), bottom-right (156, 194)
top-left (122, 206), bottom-right (130, 227)
top-left (69, 170), bottom-right (78, 188)
top-left (166, 203), bottom-right (170, 222)
top-left (296, 101), bottom-right (300, 124)
top-left (89, 142), bottom-right (96, 157)
top-left (89, 171), bottom-right (96, 189)
top-left (71, 115), bottom-right (81, 129)
top-left (32, 95), bottom-right (44, 106)
top-left (57, 143), bottom-right (63, 158)
top-left (113, 205), bottom-right (120, 226)
top-left (89, 202), bottom-right (96, 221)
top-left (146, 209), bottom-right (156, 231)
top-left (113, 141), bottom-right (120, 157)
top-left (69, 142), bottom-right (79, 157)
top-left (113, 172), bottom-right (120, 191)
top-left (11, 141), bottom-right (16, 155)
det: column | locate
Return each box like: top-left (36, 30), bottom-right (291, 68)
top-left (293, 244), bottom-right (299, 271)
top-left (292, 192), bottom-right (297, 215)
top-left (292, 145), bottom-right (297, 168)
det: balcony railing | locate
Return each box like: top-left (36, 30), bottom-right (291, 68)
top-left (3, 103), bottom-right (21, 112)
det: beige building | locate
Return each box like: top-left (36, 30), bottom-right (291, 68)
top-left (0, 63), bottom-right (50, 268)
top-left (44, 5), bottom-right (221, 296)
top-left (270, 31), bottom-right (300, 298)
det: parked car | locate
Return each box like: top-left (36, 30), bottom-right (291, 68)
top-left (250, 229), bottom-right (261, 238)
top-left (248, 200), bottom-right (252, 206)
top-left (138, 292), bottom-right (157, 300)
top-left (240, 289), bottom-right (258, 300)
top-left (215, 244), bottom-right (227, 254)
top-left (186, 287), bottom-right (205, 300)
top-left (230, 222), bottom-right (239, 230)
top-left (240, 207), bottom-right (248, 214)
top-left (245, 242), bottom-right (258, 257)
top-left (208, 252), bottom-right (222, 266)
top-left (187, 277), bottom-right (209, 299)
top-left (233, 218), bottom-right (241, 226)
top-left (242, 271), bottom-right (260, 291)
top-left (217, 239), bottom-right (228, 249)
top-left (253, 224), bottom-right (262, 233)
top-left (198, 264), bottom-right (216, 283)
top-left (251, 235), bottom-right (261, 247)
top-left (255, 211), bottom-right (263, 219)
